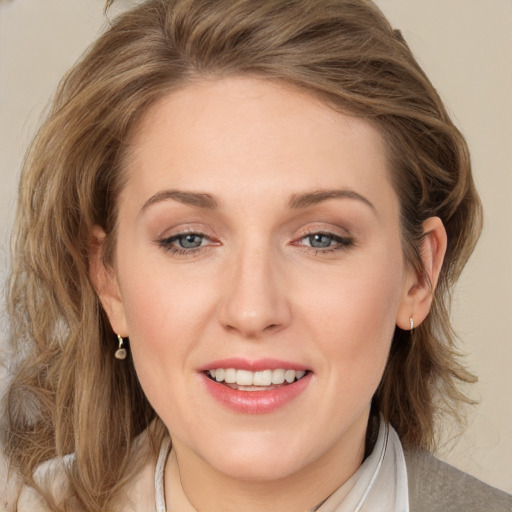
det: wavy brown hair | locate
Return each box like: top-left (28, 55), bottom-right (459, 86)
top-left (5, 0), bottom-right (482, 509)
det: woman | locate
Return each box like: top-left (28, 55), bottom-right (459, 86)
top-left (2, 0), bottom-right (511, 510)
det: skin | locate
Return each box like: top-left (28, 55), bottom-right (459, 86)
top-left (91, 76), bottom-right (446, 511)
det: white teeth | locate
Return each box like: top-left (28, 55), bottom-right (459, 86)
top-left (236, 370), bottom-right (254, 386)
top-left (208, 368), bottom-right (307, 386)
top-left (284, 370), bottom-right (295, 383)
top-left (253, 370), bottom-right (272, 386)
top-left (224, 368), bottom-right (237, 383)
top-left (271, 368), bottom-right (285, 385)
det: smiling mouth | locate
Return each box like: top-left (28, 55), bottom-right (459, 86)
top-left (205, 368), bottom-right (308, 391)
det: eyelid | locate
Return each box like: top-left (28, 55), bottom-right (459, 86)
top-left (154, 223), bottom-right (354, 257)
top-left (156, 225), bottom-right (221, 257)
top-left (155, 222), bottom-right (218, 241)
top-left (296, 224), bottom-right (352, 241)
top-left (298, 232), bottom-right (352, 246)
top-left (291, 225), bottom-right (355, 252)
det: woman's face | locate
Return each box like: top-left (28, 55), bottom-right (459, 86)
top-left (100, 77), bottom-right (416, 482)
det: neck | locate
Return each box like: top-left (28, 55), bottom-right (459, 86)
top-left (165, 415), bottom-right (368, 512)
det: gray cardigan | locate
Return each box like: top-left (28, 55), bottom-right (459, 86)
top-left (405, 449), bottom-right (512, 511)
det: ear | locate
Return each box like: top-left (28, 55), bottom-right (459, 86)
top-left (396, 217), bottom-right (447, 330)
top-left (89, 226), bottom-right (129, 336)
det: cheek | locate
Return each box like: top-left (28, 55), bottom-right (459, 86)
top-left (302, 252), bottom-right (404, 380)
top-left (117, 279), bottom-right (208, 428)
top-left (114, 252), bottom-right (216, 393)
top-left (117, 239), bottom-right (214, 334)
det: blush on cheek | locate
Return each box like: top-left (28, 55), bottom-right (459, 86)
top-left (322, 294), bottom-right (397, 394)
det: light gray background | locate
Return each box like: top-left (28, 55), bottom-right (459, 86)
top-left (1, 0), bottom-right (511, 493)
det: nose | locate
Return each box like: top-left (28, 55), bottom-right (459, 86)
top-left (218, 245), bottom-right (291, 339)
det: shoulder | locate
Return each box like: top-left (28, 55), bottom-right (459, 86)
top-left (1, 456), bottom-right (23, 512)
top-left (15, 428), bottom-right (159, 512)
top-left (0, 447), bottom-right (71, 512)
top-left (15, 454), bottom-right (74, 512)
top-left (16, 485), bottom-right (52, 512)
top-left (404, 449), bottom-right (512, 512)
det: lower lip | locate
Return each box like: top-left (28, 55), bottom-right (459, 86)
top-left (201, 373), bottom-right (312, 414)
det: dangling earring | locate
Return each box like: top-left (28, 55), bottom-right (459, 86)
top-left (409, 317), bottom-right (414, 335)
top-left (115, 334), bottom-right (127, 360)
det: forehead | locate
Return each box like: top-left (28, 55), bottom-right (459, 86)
top-left (122, 76), bottom-right (397, 216)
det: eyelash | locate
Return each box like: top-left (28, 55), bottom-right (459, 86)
top-left (157, 229), bottom-right (354, 257)
top-left (293, 230), bottom-right (354, 254)
top-left (158, 231), bottom-right (215, 257)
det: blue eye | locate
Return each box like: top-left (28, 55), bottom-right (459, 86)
top-left (298, 232), bottom-right (353, 252)
top-left (176, 234), bottom-right (205, 249)
top-left (158, 232), bottom-right (210, 254)
top-left (307, 234), bottom-right (335, 248)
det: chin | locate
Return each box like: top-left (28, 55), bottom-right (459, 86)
top-left (197, 432), bottom-right (316, 482)
top-left (212, 453), bottom-right (306, 482)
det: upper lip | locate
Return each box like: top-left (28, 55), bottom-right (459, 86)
top-left (198, 357), bottom-right (310, 372)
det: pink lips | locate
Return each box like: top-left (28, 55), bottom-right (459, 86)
top-left (198, 357), bottom-right (309, 372)
top-left (199, 358), bottom-right (312, 414)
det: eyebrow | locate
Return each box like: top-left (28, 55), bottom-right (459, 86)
top-left (287, 189), bottom-right (376, 212)
top-left (140, 187), bottom-right (375, 214)
top-left (140, 190), bottom-right (219, 213)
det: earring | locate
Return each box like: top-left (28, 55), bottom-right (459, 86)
top-left (409, 317), bottom-right (414, 334)
top-left (115, 334), bottom-right (127, 360)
